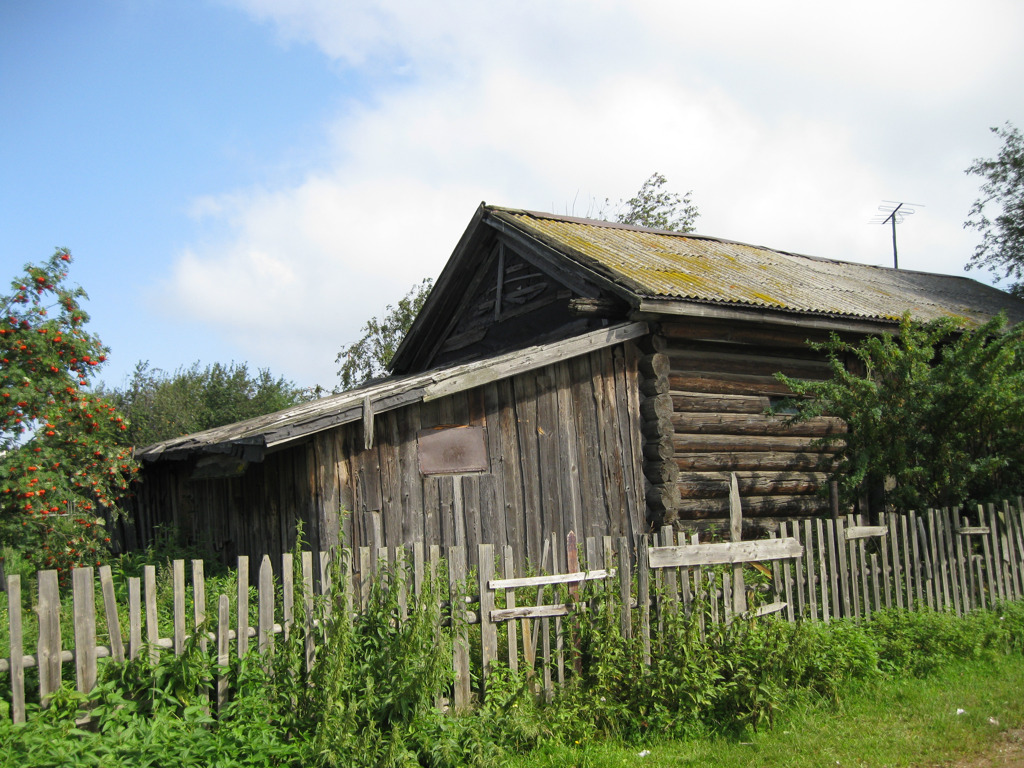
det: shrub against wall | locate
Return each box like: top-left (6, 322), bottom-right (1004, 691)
top-left (778, 313), bottom-right (1024, 512)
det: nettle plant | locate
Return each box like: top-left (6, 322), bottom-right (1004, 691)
top-left (0, 249), bottom-right (138, 576)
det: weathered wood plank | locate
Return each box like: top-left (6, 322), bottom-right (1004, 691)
top-left (37, 570), bottom-right (61, 704)
top-left (448, 546), bottom-right (470, 711)
top-left (7, 575), bottom-right (24, 723)
top-left (258, 555), bottom-right (274, 658)
top-left (502, 546), bottom-right (519, 674)
top-left (237, 556), bottom-right (250, 657)
top-left (479, 544), bottom-right (498, 695)
top-left (96, 565), bottom-right (125, 664)
top-left (649, 537), bottom-right (802, 568)
top-left (128, 576), bottom-right (142, 661)
top-left (217, 594), bottom-right (229, 712)
top-left (72, 567), bottom-right (97, 695)
top-left (674, 433), bottom-right (839, 453)
top-left (846, 525), bottom-right (888, 540)
top-left (173, 559), bottom-right (186, 655)
top-left (145, 564), bottom-right (159, 663)
top-left (490, 568), bottom-right (617, 590)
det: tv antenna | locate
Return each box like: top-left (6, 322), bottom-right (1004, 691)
top-left (870, 201), bottom-right (923, 270)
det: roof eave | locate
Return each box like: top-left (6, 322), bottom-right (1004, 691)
top-left (634, 298), bottom-right (901, 335)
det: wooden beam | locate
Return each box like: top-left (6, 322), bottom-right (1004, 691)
top-left (422, 322), bottom-right (648, 401)
top-left (649, 537), bottom-right (803, 568)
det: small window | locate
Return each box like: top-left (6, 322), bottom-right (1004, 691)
top-left (417, 425), bottom-right (488, 475)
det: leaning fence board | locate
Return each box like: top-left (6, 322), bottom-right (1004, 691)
top-left (648, 537), bottom-right (802, 568)
top-left (99, 566), bottom-right (125, 664)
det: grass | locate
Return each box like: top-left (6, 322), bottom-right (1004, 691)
top-left (506, 653), bottom-right (1024, 768)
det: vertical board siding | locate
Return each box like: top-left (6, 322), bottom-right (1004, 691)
top-left (129, 346), bottom-right (645, 574)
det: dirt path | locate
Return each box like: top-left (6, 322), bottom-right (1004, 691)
top-left (950, 729), bottom-right (1024, 768)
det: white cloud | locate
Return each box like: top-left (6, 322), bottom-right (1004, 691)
top-left (169, 0), bottom-right (1024, 385)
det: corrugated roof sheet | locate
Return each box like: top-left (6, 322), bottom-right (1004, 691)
top-left (493, 208), bottom-right (1024, 326)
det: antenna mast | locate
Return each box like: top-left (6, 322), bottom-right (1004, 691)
top-left (871, 201), bottom-right (923, 269)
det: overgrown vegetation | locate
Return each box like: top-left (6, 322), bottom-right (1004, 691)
top-left (335, 278), bottom-right (434, 391)
top-left (101, 360), bottom-right (307, 449)
top-left (777, 313), bottom-right (1024, 512)
top-left (3, 552), bottom-right (1024, 767)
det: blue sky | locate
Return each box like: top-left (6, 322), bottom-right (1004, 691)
top-left (3, 0), bottom-right (1024, 392)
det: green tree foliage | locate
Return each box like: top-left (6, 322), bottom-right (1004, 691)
top-left (965, 122), bottom-right (1024, 295)
top-left (0, 250), bottom-right (138, 574)
top-left (602, 172), bottom-right (700, 232)
top-left (777, 314), bottom-right (1024, 512)
top-left (106, 361), bottom-right (305, 448)
top-left (335, 278), bottom-right (434, 390)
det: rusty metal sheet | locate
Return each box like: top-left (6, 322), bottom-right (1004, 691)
top-left (417, 425), bottom-right (488, 475)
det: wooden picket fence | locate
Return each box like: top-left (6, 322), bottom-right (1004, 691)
top-left (4, 499), bottom-right (1024, 724)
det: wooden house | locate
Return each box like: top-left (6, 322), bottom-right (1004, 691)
top-left (131, 205), bottom-right (1024, 571)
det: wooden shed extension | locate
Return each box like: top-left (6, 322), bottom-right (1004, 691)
top-left (133, 323), bottom-right (649, 572)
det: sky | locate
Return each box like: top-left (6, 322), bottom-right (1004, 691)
top-left (2, 0), bottom-right (1023, 393)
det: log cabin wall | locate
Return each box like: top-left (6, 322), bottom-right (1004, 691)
top-left (131, 342), bottom-right (646, 574)
top-left (640, 318), bottom-right (845, 531)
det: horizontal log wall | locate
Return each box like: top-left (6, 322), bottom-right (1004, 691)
top-left (647, 319), bottom-right (844, 525)
top-left (132, 343), bottom-right (646, 575)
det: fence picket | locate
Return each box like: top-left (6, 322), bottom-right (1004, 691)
top-left (128, 576), bottom-right (141, 661)
top-left (7, 575), bottom-right (24, 723)
top-left (804, 519), bottom-right (818, 621)
top-left (237, 556), bottom-right (250, 658)
top-left (37, 570), bottom-right (61, 705)
top-left (145, 564), bottom-right (159, 663)
top-left (503, 546), bottom-right (519, 673)
top-left (193, 560), bottom-right (207, 652)
top-left (173, 559), bottom-right (186, 655)
top-left (72, 567), bottom-right (97, 695)
top-left (99, 565), bottom-right (125, 664)
top-left (449, 545), bottom-right (470, 711)
top-left (8, 506), bottom-right (1024, 725)
top-left (817, 519), bottom-right (831, 622)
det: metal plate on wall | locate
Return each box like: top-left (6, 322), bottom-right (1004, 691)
top-left (417, 425), bottom-right (488, 475)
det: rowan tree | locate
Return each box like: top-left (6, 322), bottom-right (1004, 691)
top-left (0, 249), bottom-right (138, 575)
